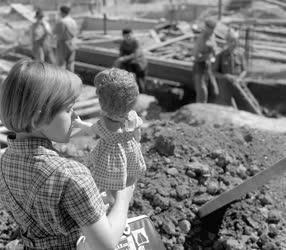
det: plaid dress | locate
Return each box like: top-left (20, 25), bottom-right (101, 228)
top-left (89, 111), bottom-right (146, 190)
top-left (0, 136), bottom-right (105, 250)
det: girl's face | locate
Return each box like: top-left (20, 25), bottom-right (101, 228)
top-left (40, 104), bottom-right (77, 143)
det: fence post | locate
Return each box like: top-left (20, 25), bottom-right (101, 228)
top-left (218, 0), bottom-right (222, 20)
top-left (245, 25), bottom-right (251, 71)
top-left (103, 13), bottom-right (107, 35)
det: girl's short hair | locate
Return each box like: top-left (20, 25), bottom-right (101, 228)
top-left (0, 59), bottom-right (82, 133)
top-left (94, 68), bottom-right (139, 119)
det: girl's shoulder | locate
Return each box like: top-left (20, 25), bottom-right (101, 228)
top-left (43, 154), bottom-right (90, 178)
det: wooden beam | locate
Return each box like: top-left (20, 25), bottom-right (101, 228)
top-left (263, 0), bottom-right (286, 9)
top-left (74, 98), bottom-right (99, 110)
top-left (222, 17), bottom-right (286, 26)
top-left (76, 46), bottom-right (194, 88)
top-left (78, 38), bottom-right (120, 45)
top-left (252, 51), bottom-right (286, 63)
top-left (199, 157), bottom-right (286, 218)
top-left (76, 106), bottom-right (101, 117)
top-left (75, 61), bottom-right (183, 88)
top-left (149, 29), bottom-right (161, 44)
top-left (252, 44), bottom-right (286, 55)
top-left (145, 33), bottom-right (194, 52)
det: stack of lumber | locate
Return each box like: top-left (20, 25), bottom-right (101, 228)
top-left (263, 0), bottom-right (286, 10)
top-left (220, 17), bottom-right (286, 78)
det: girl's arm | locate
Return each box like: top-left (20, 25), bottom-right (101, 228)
top-left (80, 185), bottom-right (135, 249)
top-left (63, 165), bottom-right (134, 250)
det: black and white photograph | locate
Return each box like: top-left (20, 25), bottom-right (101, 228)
top-left (1, 0), bottom-right (286, 249)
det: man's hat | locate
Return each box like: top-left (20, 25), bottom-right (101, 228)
top-left (204, 18), bottom-right (217, 30)
top-left (35, 8), bottom-right (44, 19)
top-left (60, 5), bottom-right (71, 15)
top-left (226, 28), bottom-right (239, 42)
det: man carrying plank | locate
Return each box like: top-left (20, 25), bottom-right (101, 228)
top-left (192, 18), bottom-right (219, 103)
top-left (213, 28), bottom-right (261, 114)
top-left (53, 5), bottom-right (78, 72)
top-left (31, 8), bottom-right (55, 64)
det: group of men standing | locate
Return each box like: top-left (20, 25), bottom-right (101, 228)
top-left (192, 18), bottom-right (246, 108)
top-left (31, 5), bottom-right (78, 72)
top-left (31, 6), bottom-right (247, 106)
top-left (31, 6), bottom-right (148, 93)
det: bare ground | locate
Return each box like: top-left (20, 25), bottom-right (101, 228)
top-left (1, 103), bottom-right (286, 249)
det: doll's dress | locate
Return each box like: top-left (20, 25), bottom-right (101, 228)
top-left (88, 110), bottom-right (146, 190)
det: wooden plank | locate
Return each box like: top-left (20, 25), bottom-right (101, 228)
top-left (199, 157), bottom-right (286, 218)
top-left (81, 16), bottom-right (158, 32)
top-left (252, 51), bottom-right (286, 63)
top-left (149, 29), bottom-right (161, 44)
top-left (75, 46), bottom-right (194, 88)
top-left (253, 41), bottom-right (286, 51)
top-left (263, 0), bottom-right (286, 9)
top-left (237, 26), bottom-right (286, 37)
top-left (78, 38), bottom-right (120, 45)
top-left (74, 98), bottom-right (99, 110)
top-left (252, 45), bottom-right (286, 55)
top-left (146, 33), bottom-right (194, 52)
top-left (76, 106), bottom-right (101, 117)
top-left (75, 61), bottom-right (183, 88)
top-left (10, 4), bottom-right (34, 23)
top-left (222, 17), bottom-right (286, 26)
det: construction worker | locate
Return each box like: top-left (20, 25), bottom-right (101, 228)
top-left (114, 28), bottom-right (148, 93)
top-left (53, 5), bottom-right (78, 72)
top-left (31, 8), bottom-right (55, 63)
top-left (213, 28), bottom-right (261, 114)
top-left (214, 29), bottom-right (246, 83)
top-left (192, 18), bottom-right (219, 103)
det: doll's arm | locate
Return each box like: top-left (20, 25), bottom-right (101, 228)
top-left (125, 111), bottom-right (143, 141)
top-left (125, 110), bottom-right (143, 129)
top-left (134, 127), bottom-right (142, 142)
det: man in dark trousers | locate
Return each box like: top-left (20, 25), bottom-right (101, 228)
top-left (53, 5), bottom-right (78, 72)
top-left (31, 8), bottom-right (55, 64)
top-left (213, 28), bottom-right (261, 114)
top-left (192, 18), bottom-right (219, 103)
top-left (114, 28), bottom-right (148, 93)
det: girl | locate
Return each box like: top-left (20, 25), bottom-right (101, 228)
top-left (74, 68), bottom-right (146, 198)
top-left (0, 59), bottom-right (134, 250)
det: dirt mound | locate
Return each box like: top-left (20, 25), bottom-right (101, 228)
top-left (128, 118), bottom-right (286, 249)
top-left (172, 103), bottom-right (286, 133)
top-left (0, 106), bottom-right (286, 249)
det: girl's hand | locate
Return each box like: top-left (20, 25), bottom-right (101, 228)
top-left (114, 184), bottom-right (135, 204)
top-left (72, 114), bottom-right (84, 128)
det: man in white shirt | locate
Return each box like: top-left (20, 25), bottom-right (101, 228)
top-left (53, 5), bottom-right (78, 72)
top-left (31, 8), bottom-right (55, 63)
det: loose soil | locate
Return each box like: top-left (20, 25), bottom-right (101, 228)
top-left (1, 105), bottom-right (286, 250)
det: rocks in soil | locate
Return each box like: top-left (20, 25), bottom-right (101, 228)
top-left (1, 108), bottom-right (286, 250)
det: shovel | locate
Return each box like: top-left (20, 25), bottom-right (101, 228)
top-left (198, 157), bottom-right (286, 218)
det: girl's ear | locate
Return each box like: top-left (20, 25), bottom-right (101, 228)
top-left (30, 110), bottom-right (42, 130)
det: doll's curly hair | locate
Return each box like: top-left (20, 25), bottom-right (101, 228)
top-left (94, 68), bottom-right (139, 120)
